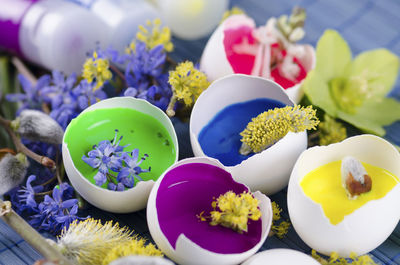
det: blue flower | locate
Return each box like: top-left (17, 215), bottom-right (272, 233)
top-left (18, 175), bottom-right (43, 209)
top-left (117, 149), bottom-right (150, 188)
top-left (6, 74), bottom-right (51, 113)
top-left (29, 183), bottom-right (83, 234)
top-left (124, 42), bottom-right (166, 87)
top-left (72, 80), bottom-right (107, 110)
top-left (41, 71), bottom-right (77, 109)
top-left (50, 104), bottom-right (79, 130)
top-left (82, 130), bottom-right (126, 186)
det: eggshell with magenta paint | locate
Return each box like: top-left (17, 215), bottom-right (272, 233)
top-left (200, 14), bottom-right (315, 103)
top-left (190, 74), bottom-right (307, 195)
top-left (147, 157), bottom-right (272, 265)
top-left (287, 134), bottom-right (400, 257)
top-left (62, 97), bottom-right (178, 213)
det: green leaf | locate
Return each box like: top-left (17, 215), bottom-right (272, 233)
top-left (349, 49), bottom-right (399, 97)
top-left (314, 29), bottom-right (352, 81)
top-left (337, 97), bottom-right (400, 136)
top-left (0, 56), bottom-right (19, 119)
top-left (302, 70), bottom-right (338, 116)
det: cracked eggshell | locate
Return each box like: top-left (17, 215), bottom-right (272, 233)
top-left (200, 14), bottom-right (315, 103)
top-left (147, 157), bottom-right (272, 265)
top-left (242, 249), bottom-right (320, 265)
top-left (287, 135), bottom-right (400, 257)
top-left (62, 97), bottom-right (178, 213)
top-left (190, 74), bottom-right (307, 195)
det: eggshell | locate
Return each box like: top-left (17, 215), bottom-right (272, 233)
top-left (287, 134), bottom-right (400, 257)
top-left (109, 256), bottom-right (174, 265)
top-left (190, 74), bottom-right (307, 195)
top-left (147, 157), bottom-right (272, 265)
top-left (156, 0), bottom-right (229, 40)
top-left (242, 249), bottom-right (320, 265)
top-left (62, 97), bottom-right (178, 213)
top-left (200, 14), bottom-right (315, 103)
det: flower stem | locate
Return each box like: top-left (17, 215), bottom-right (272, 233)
top-left (109, 64), bottom-right (126, 83)
top-left (0, 199), bottom-right (73, 265)
top-left (166, 95), bottom-right (177, 117)
top-left (11, 57), bottom-right (37, 86)
top-left (0, 114), bottom-right (56, 168)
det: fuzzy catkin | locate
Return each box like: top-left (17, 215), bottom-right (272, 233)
top-left (14, 110), bottom-right (64, 144)
top-left (0, 153), bottom-right (28, 195)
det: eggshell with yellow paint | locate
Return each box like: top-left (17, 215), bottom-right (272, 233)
top-left (287, 134), bottom-right (400, 257)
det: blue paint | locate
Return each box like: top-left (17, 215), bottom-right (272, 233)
top-left (198, 98), bottom-right (286, 167)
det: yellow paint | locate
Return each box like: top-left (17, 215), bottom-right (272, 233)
top-left (300, 161), bottom-right (399, 225)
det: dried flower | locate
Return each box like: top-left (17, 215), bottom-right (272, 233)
top-left (311, 250), bottom-right (378, 265)
top-left (102, 237), bottom-right (163, 265)
top-left (240, 105), bottom-right (319, 155)
top-left (270, 201), bottom-right (290, 238)
top-left (11, 110), bottom-right (64, 145)
top-left (135, 18), bottom-right (173, 53)
top-left (167, 61), bottom-right (210, 116)
top-left (82, 51), bottom-right (112, 90)
top-left (319, 114), bottom-right (347, 146)
top-left (199, 191), bottom-right (261, 233)
top-left (0, 153), bottom-right (28, 195)
top-left (56, 218), bottom-right (133, 265)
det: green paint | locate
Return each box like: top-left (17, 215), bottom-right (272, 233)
top-left (64, 107), bottom-right (176, 187)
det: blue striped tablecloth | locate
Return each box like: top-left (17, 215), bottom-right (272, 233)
top-left (1, 0), bottom-right (400, 264)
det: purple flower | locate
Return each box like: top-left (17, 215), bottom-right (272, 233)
top-left (29, 183), bottom-right (84, 234)
top-left (72, 80), bottom-right (107, 111)
top-left (41, 71), bottom-right (77, 109)
top-left (6, 74), bottom-right (51, 113)
top-left (18, 175), bottom-right (43, 209)
top-left (124, 42), bottom-right (166, 88)
top-left (82, 130), bottom-right (126, 186)
top-left (117, 149), bottom-right (150, 188)
top-left (50, 104), bottom-right (79, 130)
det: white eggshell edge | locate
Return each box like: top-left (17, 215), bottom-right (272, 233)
top-left (200, 15), bottom-right (316, 103)
top-left (242, 248), bottom-right (320, 265)
top-left (147, 157), bottom-right (273, 265)
top-left (287, 134), bottom-right (400, 257)
top-left (190, 74), bottom-right (307, 195)
top-left (62, 97), bottom-right (179, 213)
top-left (109, 256), bottom-right (174, 265)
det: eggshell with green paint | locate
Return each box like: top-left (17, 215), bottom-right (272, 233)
top-left (62, 97), bottom-right (178, 213)
top-left (287, 134), bottom-right (400, 257)
top-left (190, 74), bottom-right (307, 195)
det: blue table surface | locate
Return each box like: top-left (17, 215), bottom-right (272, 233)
top-left (1, 0), bottom-right (400, 264)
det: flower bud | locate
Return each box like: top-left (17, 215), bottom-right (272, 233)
top-left (12, 110), bottom-right (64, 144)
top-left (0, 153), bottom-right (29, 195)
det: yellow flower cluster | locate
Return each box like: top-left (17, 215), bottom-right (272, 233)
top-left (270, 201), bottom-right (291, 238)
top-left (311, 250), bottom-right (377, 265)
top-left (240, 105), bottom-right (319, 154)
top-left (209, 191), bottom-right (261, 233)
top-left (166, 61), bottom-right (210, 116)
top-left (135, 18), bottom-right (173, 52)
top-left (221, 6), bottom-right (245, 23)
top-left (102, 237), bottom-right (163, 265)
top-left (319, 114), bottom-right (347, 146)
top-left (82, 51), bottom-right (112, 91)
top-left (56, 218), bottom-right (161, 265)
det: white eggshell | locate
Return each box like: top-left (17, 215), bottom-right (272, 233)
top-left (190, 74), bottom-right (307, 195)
top-left (242, 249), bottom-right (320, 265)
top-left (156, 0), bottom-right (229, 40)
top-left (200, 15), bottom-right (316, 103)
top-left (62, 97), bottom-right (178, 213)
top-left (288, 135), bottom-right (400, 257)
top-left (147, 157), bottom-right (273, 265)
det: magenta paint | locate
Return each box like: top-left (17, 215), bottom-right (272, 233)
top-left (0, 0), bottom-right (38, 55)
top-left (156, 162), bottom-right (262, 254)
